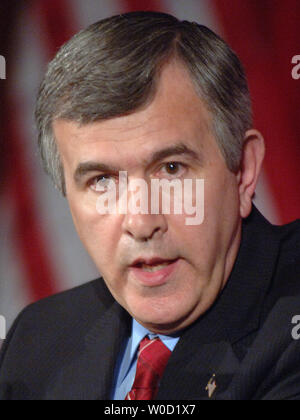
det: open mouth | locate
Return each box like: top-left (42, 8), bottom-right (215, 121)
top-left (130, 257), bottom-right (180, 286)
top-left (133, 260), bottom-right (177, 272)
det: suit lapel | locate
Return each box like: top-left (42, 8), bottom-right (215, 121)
top-left (156, 286), bottom-right (243, 400)
top-left (157, 338), bottom-right (240, 400)
top-left (46, 299), bottom-right (131, 400)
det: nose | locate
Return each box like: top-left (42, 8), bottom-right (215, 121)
top-left (122, 213), bottom-right (168, 242)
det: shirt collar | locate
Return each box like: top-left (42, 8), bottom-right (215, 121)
top-left (119, 318), bottom-right (180, 384)
top-left (131, 318), bottom-right (180, 357)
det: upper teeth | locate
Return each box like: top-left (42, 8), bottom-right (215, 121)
top-left (141, 262), bottom-right (171, 272)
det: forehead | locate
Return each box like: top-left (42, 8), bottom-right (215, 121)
top-left (53, 61), bottom-right (217, 167)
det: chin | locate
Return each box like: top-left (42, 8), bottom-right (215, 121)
top-left (131, 300), bottom-right (198, 334)
top-left (120, 281), bottom-right (206, 333)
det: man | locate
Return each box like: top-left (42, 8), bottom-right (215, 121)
top-left (0, 11), bottom-right (299, 400)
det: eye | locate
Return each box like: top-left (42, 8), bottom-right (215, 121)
top-left (165, 162), bottom-right (180, 174)
top-left (160, 162), bottom-right (186, 178)
top-left (90, 175), bottom-right (115, 192)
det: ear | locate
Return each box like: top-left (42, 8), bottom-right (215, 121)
top-left (237, 129), bottom-right (265, 218)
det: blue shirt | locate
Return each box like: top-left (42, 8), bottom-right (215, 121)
top-left (112, 319), bottom-right (180, 400)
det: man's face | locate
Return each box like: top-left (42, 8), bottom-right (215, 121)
top-left (54, 61), bottom-right (243, 334)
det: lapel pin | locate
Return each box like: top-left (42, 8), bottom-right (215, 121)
top-left (205, 374), bottom-right (217, 398)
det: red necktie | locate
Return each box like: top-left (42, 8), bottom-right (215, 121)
top-left (125, 336), bottom-right (171, 400)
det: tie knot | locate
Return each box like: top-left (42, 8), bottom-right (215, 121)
top-left (138, 336), bottom-right (171, 378)
top-left (125, 336), bottom-right (172, 400)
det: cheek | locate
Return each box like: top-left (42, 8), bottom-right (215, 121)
top-left (205, 169), bottom-right (240, 219)
top-left (167, 215), bottom-right (211, 273)
top-left (169, 174), bottom-right (239, 267)
top-left (68, 197), bottom-right (121, 265)
top-left (201, 174), bottom-right (240, 255)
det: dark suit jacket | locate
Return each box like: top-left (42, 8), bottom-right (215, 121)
top-left (0, 206), bottom-right (300, 400)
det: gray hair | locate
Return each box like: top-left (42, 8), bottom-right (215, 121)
top-left (35, 11), bottom-right (252, 195)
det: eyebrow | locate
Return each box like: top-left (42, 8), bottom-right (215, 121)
top-left (73, 142), bottom-right (203, 185)
top-left (147, 143), bottom-right (202, 166)
top-left (74, 162), bottom-right (120, 184)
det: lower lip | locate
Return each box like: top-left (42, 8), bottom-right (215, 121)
top-left (129, 259), bottom-right (180, 287)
